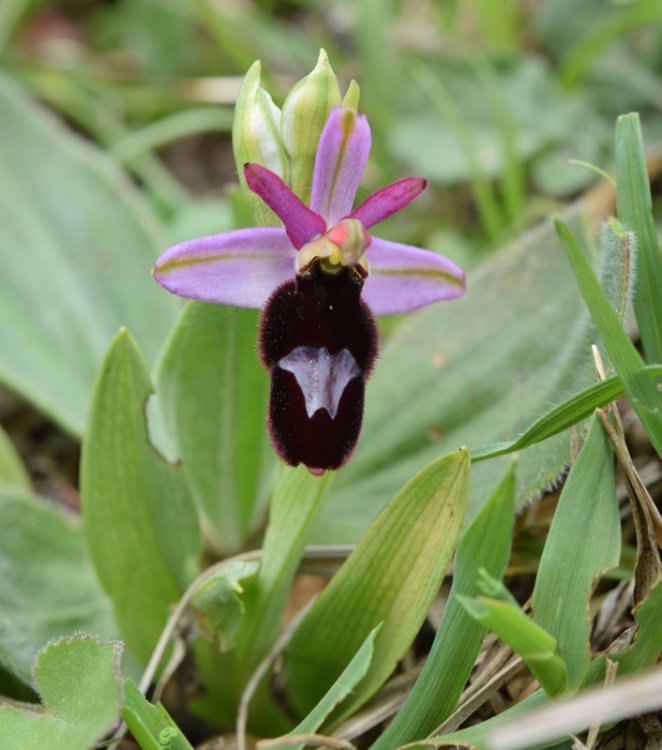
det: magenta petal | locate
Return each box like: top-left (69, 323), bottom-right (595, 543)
top-left (362, 237), bottom-right (466, 315)
top-left (350, 177), bottom-right (426, 229)
top-left (153, 227), bottom-right (296, 308)
top-left (244, 164), bottom-right (327, 249)
top-left (309, 107), bottom-right (371, 225)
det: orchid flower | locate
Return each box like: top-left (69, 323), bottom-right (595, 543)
top-left (154, 107), bottom-right (465, 474)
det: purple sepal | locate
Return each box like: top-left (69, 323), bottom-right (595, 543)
top-left (362, 237), bottom-right (466, 315)
top-left (309, 107), bottom-right (371, 225)
top-left (153, 227), bottom-right (296, 308)
top-left (244, 163), bottom-right (327, 249)
top-left (350, 177), bottom-right (426, 228)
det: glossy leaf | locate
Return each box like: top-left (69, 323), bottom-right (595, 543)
top-left (0, 489), bottom-right (116, 687)
top-left (371, 466), bottom-right (516, 750)
top-left (0, 635), bottom-right (123, 750)
top-left (0, 75), bottom-right (176, 436)
top-left (532, 415), bottom-right (619, 689)
top-left (155, 301), bottom-right (273, 552)
top-left (81, 329), bottom-right (201, 664)
top-left (284, 448), bottom-right (470, 722)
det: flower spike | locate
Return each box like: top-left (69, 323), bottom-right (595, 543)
top-left (154, 89), bottom-right (465, 473)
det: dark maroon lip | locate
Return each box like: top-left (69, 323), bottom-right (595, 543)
top-left (258, 264), bottom-right (378, 472)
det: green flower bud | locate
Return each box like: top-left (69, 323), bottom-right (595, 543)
top-left (281, 48), bottom-right (342, 204)
top-left (232, 60), bottom-right (287, 226)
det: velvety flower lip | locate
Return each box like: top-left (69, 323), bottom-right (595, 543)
top-left (152, 106), bottom-right (466, 315)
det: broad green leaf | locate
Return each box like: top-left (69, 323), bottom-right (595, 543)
top-left (122, 678), bottom-right (195, 750)
top-left (0, 635), bottom-right (123, 750)
top-left (155, 301), bottom-right (273, 552)
top-left (0, 489), bottom-right (116, 687)
top-left (458, 586), bottom-right (569, 697)
top-left (318, 208), bottom-right (624, 543)
top-left (268, 628), bottom-right (379, 750)
top-left (371, 466), bottom-right (516, 750)
top-left (0, 425), bottom-right (29, 490)
top-left (615, 112), bottom-right (662, 364)
top-left (532, 415), bottom-right (619, 689)
top-left (81, 329), bottom-right (201, 664)
top-left (556, 219), bottom-right (662, 456)
top-left (284, 449), bottom-right (470, 722)
top-left (190, 560), bottom-right (260, 652)
top-left (0, 74), bottom-right (176, 436)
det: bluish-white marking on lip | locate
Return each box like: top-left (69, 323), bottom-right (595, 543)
top-left (278, 345), bottom-right (361, 419)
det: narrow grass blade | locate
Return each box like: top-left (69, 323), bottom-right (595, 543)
top-left (532, 415), bottom-right (620, 689)
top-left (370, 466), bottom-right (515, 750)
top-left (284, 449), bottom-right (470, 724)
top-left (81, 329), bottom-right (201, 664)
top-left (472, 364), bottom-right (662, 462)
top-left (122, 678), bottom-right (195, 750)
top-left (265, 628), bottom-right (379, 750)
top-left (615, 112), bottom-right (662, 364)
top-left (555, 219), bottom-right (662, 457)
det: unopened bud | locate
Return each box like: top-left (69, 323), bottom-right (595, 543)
top-left (281, 49), bottom-right (341, 204)
top-left (233, 61), bottom-right (287, 226)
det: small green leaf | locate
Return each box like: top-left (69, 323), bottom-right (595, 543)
top-left (122, 678), bottom-right (194, 750)
top-left (284, 449), bottom-right (470, 723)
top-left (0, 489), bottom-right (116, 686)
top-left (190, 560), bottom-right (259, 652)
top-left (155, 301), bottom-right (273, 552)
top-left (615, 112), bottom-right (662, 364)
top-left (0, 635), bottom-right (123, 750)
top-left (532, 415), bottom-right (620, 689)
top-left (81, 328), bottom-right (201, 664)
top-left (370, 466), bottom-right (516, 750)
top-left (458, 588), bottom-right (569, 697)
top-left (555, 219), bottom-right (662, 457)
top-left (0, 425), bottom-right (29, 490)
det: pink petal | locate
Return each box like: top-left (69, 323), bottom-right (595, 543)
top-left (309, 107), bottom-right (371, 225)
top-left (362, 237), bottom-right (466, 315)
top-left (153, 227), bottom-right (296, 308)
top-left (350, 177), bottom-right (426, 229)
top-left (244, 164), bottom-right (327, 249)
